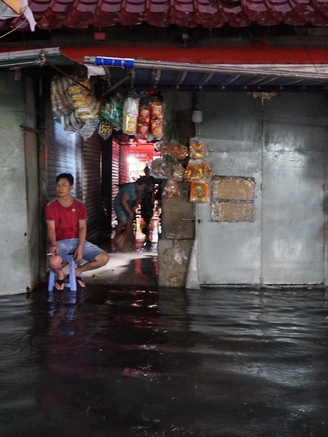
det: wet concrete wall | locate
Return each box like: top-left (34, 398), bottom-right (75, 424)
top-left (158, 92), bottom-right (195, 287)
top-left (0, 72), bottom-right (38, 295)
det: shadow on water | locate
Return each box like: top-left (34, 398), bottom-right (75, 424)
top-left (1, 286), bottom-right (328, 436)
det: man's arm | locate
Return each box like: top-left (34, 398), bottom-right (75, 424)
top-left (121, 192), bottom-right (134, 218)
top-left (75, 219), bottom-right (87, 261)
top-left (47, 221), bottom-right (57, 255)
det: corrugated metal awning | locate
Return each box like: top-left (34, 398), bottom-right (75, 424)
top-left (1, 47), bottom-right (327, 91)
top-left (85, 55), bottom-right (328, 91)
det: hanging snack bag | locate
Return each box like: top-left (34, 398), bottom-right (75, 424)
top-left (150, 158), bottom-right (170, 179)
top-left (158, 141), bottom-right (189, 160)
top-left (184, 159), bottom-right (213, 181)
top-left (171, 162), bottom-right (185, 182)
top-left (190, 181), bottom-right (210, 202)
top-left (64, 111), bottom-right (83, 132)
top-left (123, 93), bottom-right (140, 136)
top-left (150, 100), bottom-right (164, 140)
top-left (100, 93), bottom-right (124, 130)
top-left (164, 179), bottom-right (180, 198)
top-left (80, 118), bottom-right (101, 141)
top-left (76, 100), bottom-right (100, 122)
top-left (136, 103), bottom-right (151, 140)
top-left (98, 119), bottom-right (113, 140)
top-left (189, 137), bottom-right (208, 159)
top-left (50, 77), bottom-right (74, 118)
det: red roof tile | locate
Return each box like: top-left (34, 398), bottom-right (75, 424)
top-left (1, 0), bottom-right (328, 30)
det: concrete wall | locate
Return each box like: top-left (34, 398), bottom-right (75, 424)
top-left (0, 72), bottom-right (38, 295)
top-left (158, 92), bottom-right (195, 287)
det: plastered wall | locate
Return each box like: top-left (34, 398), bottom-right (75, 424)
top-left (0, 72), bottom-right (37, 295)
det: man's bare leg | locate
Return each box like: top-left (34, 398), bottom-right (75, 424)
top-left (75, 252), bottom-right (109, 287)
top-left (49, 255), bottom-right (66, 290)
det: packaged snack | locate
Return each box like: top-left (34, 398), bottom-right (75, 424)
top-left (150, 157), bottom-right (185, 181)
top-left (100, 93), bottom-right (124, 130)
top-left (184, 159), bottom-right (213, 181)
top-left (150, 100), bottom-right (164, 140)
top-left (50, 77), bottom-right (74, 118)
top-left (151, 119), bottom-right (164, 139)
top-left (80, 119), bottom-right (100, 140)
top-left (150, 101), bottom-right (164, 119)
top-left (98, 119), bottom-right (113, 140)
top-left (189, 137), bottom-right (208, 159)
top-left (123, 94), bottom-right (140, 135)
top-left (63, 111), bottom-right (83, 132)
top-left (171, 162), bottom-right (185, 182)
top-left (136, 104), bottom-right (150, 140)
top-left (137, 123), bottom-right (149, 140)
top-left (190, 181), bottom-right (210, 202)
top-left (150, 158), bottom-right (171, 179)
top-left (164, 179), bottom-right (180, 197)
top-left (138, 105), bottom-right (151, 124)
top-left (158, 141), bottom-right (188, 160)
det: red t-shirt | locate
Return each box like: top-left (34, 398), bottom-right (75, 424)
top-left (46, 198), bottom-right (87, 241)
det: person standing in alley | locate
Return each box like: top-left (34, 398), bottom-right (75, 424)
top-left (46, 173), bottom-right (109, 290)
top-left (113, 177), bottom-right (148, 251)
top-left (140, 166), bottom-right (156, 250)
top-left (140, 166), bottom-right (162, 250)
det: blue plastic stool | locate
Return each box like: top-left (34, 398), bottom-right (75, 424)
top-left (48, 254), bottom-right (82, 292)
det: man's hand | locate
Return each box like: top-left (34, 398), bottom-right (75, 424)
top-left (50, 244), bottom-right (58, 256)
top-left (74, 246), bottom-right (83, 261)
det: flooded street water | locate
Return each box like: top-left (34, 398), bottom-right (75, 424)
top-left (1, 286), bottom-right (328, 437)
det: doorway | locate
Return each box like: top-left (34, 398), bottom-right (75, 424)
top-left (108, 133), bottom-right (162, 252)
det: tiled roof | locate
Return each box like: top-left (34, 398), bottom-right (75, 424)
top-left (1, 0), bottom-right (328, 31)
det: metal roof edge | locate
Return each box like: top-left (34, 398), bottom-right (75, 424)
top-left (85, 55), bottom-right (328, 82)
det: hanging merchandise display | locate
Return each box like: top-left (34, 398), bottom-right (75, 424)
top-left (51, 76), bottom-right (100, 135)
top-left (184, 138), bottom-right (213, 203)
top-left (50, 75), bottom-right (167, 142)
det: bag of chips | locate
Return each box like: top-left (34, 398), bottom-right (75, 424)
top-left (164, 179), bottom-right (180, 197)
top-left (190, 181), bottom-right (210, 202)
top-left (189, 137), bottom-right (208, 159)
top-left (184, 159), bottom-right (213, 181)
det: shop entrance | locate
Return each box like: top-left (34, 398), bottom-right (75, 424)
top-left (109, 133), bottom-right (162, 252)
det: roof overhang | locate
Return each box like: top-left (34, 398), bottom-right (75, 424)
top-left (0, 47), bottom-right (79, 69)
top-left (84, 55), bottom-right (328, 91)
top-left (1, 47), bottom-right (328, 91)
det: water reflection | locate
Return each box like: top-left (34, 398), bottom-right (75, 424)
top-left (0, 288), bottom-right (328, 436)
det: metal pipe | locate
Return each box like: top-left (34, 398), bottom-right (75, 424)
top-left (84, 56), bottom-right (328, 82)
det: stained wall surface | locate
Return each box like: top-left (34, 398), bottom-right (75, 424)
top-left (0, 72), bottom-right (37, 295)
top-left (197, 91), bottom-right (328, 286)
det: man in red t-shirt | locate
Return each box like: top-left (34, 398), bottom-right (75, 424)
top-left (46, 173), bottom-right (109, 290)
